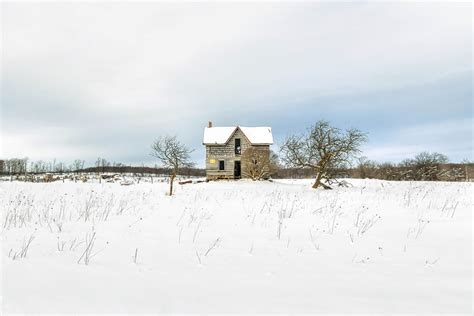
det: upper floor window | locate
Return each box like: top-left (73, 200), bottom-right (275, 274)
top-left (235, 138), bottom-right (241, 155)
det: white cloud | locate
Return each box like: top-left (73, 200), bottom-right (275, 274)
top-left (364, 118), bottom-right (473, 162)
top-left (1, 2), bottom-right (472, 164)
top-left (4, 2), bottom-right (470, 104)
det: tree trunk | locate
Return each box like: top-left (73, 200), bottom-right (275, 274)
top-left (169, 173), bottom-right (176, 196)
top-left (311, 155), bottom-right (334, 190)
top-left (312, 171), bottom-right (323, 189)
top-left (312, 171), bottom-right (332, 190)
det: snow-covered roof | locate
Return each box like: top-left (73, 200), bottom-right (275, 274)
top-left (240, 127), bottom-right (273, 145)
top-left (203, 127), bottom-right (237, 145)
top-left (203, 126), bottom-right (273, 145)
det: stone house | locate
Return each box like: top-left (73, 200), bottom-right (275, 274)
top-left (203, 122), bottom-right (273, 180)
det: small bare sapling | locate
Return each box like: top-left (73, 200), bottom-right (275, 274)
top-left (133, 248), bottom-right (139, 264)
top-left (9, 233), bottom-right (35, 260)
top-left (77, 232), bottom-right (97, 265)
top-left (204, 237), bottom-right (221, 257)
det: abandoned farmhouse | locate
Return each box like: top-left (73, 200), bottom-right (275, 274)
top-left (203, 122), bottom-right (273, 179)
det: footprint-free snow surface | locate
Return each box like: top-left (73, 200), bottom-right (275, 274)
top-left (1, 179), bottom-right (472, 313)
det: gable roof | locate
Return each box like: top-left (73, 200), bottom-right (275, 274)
top-left (203, 126), bottom-right (273, 145)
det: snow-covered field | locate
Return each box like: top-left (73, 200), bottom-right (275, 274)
top-left (1, 179), bottom-right (472, 314)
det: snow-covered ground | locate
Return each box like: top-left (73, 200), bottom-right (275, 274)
top-left (1, 179), bottom-right (472, 314)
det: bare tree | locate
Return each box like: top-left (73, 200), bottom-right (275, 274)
top-left (415, 152), bottom-right (448, 181)
top-left (413, 152), bottom-right (448, 165)
top-left (70, 159), bottom-right (85, 183)
top-left (356, 156), bottom-right (378, 179)
top-left (461, 158), bottom-right (472, 181)
top-left (72, 159), bottom-right (85, 172)
top-left (54, 161), bottom-right (66, 173)
top-left (241, 147), bottom-right (271, 180)
top-left (151, 136), bottom-right (194, 196)
top-left (95, 157), bottom-right (110, 172)
top-left (3, 158), bottom-right (29, 180)
top-left (95, 157), bottom-right (110, 182)
top-left (23, 157), bottom-right (29, 180)
top-left (400, 152), bottom-right (449, 181)
top-left (241, 149), bottom-right (280, 180)
top-left (280, 120), bottom-right (367, 189)
top-left (269, 150), bottom-right (281, 176)
top-left (31, 160), bottom-right (48, 174)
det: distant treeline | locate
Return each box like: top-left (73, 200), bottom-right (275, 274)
top-left (272, 163), bottom-right (472, 182)
top-left (0, 155), bottom-right (472, 182)
top-left (0, 159), bottom-right (205, 177)
top-left (0, 158), bottom-right (207, 176)
top-left (79, 166), bottom-right (206, 177)
top-left (274, 152), bottom-right (473, 182)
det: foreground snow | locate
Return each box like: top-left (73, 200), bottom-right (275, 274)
top-left (1, 179), bottom-right (472, 313)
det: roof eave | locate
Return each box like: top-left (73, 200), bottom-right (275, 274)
top-left (203, 142), bottom-right (273, 146)
top-left (203, 142), bottom-right (227, 146)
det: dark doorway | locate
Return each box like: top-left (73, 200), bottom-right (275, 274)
top-left (234, 161), bottom-right (241, 179)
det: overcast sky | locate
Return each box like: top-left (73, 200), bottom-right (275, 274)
top-left (1, 2), bottom-right (472, 167)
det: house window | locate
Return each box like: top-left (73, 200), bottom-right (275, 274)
top-left (235, 138), bottom-right (241, 155)
top-left (219, 160), bottom-right (225, 171)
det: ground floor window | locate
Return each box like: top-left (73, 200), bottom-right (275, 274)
top-left (219, 160), bottom-right (225, 170)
